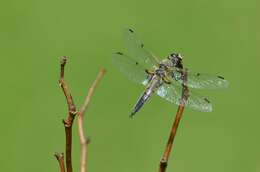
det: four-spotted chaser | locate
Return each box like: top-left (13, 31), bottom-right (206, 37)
top-left (113, 28), bottom-right (228, 117)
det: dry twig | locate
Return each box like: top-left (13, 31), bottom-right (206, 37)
top-left (59, 57), bottom-right (77, 172)
top-left (55, 56), bottom-right (106, 172)
top-left (54, 153), bottom-right (65, 172)
top-left (77, 68), bottom-right (106, 172)
top-left (159, 68), bottom-right (189, 172)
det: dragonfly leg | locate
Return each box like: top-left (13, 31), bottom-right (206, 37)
top-left (145, 69), bottom-right (154, 75)
top-left (162, 76), bottom-right (172, 84)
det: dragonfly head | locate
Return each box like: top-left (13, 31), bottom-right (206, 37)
top-left (168, 53), bottom-right (183, 68)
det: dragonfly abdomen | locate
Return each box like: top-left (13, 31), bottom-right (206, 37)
top-left (130, 76), bottom-right (162, 117)
top-left (130, 89), bottom-right (151, 117)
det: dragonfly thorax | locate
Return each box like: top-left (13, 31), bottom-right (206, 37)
top-left (155, 67), bottom-right (167, 78)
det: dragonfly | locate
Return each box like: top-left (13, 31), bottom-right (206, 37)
top-left (113, 28), bottom-right (229, 117)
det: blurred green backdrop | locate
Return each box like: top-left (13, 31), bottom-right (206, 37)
top-left (0, 0), bottom-right (259, 171)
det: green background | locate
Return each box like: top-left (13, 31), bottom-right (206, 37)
top-left (0, 0), bottom-right (259, 171)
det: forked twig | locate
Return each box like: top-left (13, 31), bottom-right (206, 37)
top-left (59, 57), bottom-right (77, 172)
top-left (77, 68), bottom-right (106, 172)
top-left (159, 68), bottom-right (189, 172)
top-left (54, 153), bottom-right (65, 172)
top-left (56, 56), bottom-right (106, 172)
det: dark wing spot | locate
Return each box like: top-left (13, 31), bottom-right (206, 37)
top-left (141, 43), bottom-right (144, 48)
top-left (196, 73), bottom-right (201, 76)
top-left (116, 52), bottom-right (123, 55)
top-left (217, 75), bottom-right (225, 79)
top-left (128, 28), bottom-right (134, 33)
top-left (204, 98), bottom-right (211, 103)
top-left (135, 62), bottom-right (139, 65)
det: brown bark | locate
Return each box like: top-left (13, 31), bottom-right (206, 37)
top-left (159, 68), bottom-right (189, 172)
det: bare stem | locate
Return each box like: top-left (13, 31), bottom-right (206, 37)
top-left (159, 68), bottom-right (189, 172)
top-left (77, 68), bottom-right (106, 172)
top-left (59, 57), bottom-right (77, 172)
top-left (56, 56), bottom-right (106, 172)
top-left (54, 153), bottom-right (65, 172)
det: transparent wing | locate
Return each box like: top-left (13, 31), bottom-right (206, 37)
top-left (156, 82), bottom-right (212, 112)
top-left (172, 69), bottom-right (229, 89)
top-left (112, 52), bottom-right (149, 85)
top-left (123, 28), bottom-right (159, 69)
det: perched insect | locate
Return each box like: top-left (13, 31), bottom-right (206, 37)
top-left (113, 28), bottom-right (229, 117)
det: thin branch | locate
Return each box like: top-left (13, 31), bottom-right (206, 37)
top-left (77, 68), bottom-right (106, 172)
top-left (59, 57), bottom-right (77, 117)
top-left (159, 68), bottom-right (189, 172)
top-left (54, 153), bottom-right (65, 172)
top-left (59, 57), bottom-right (77, 172)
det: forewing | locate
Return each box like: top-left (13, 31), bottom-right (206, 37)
top-left (112, 52), bottom-right (149, 85)
top-left (123, 28), bottom-right (159, 69)
top-left (156, 82), bottom-right (212, 112)
top-left (173, 69), bottom-right (229, 89)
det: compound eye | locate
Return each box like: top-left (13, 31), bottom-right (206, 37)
top-left (177, 54), bottom-right (183, 59)
top-left (170, 53), bottom-right (177, 57)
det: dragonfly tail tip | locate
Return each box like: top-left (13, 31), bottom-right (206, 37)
top-left (129, 112), bottom-right (136, 118)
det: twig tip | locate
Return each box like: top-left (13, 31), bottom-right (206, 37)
top-left (100, 68), bottom-right (107, 75)
top-left (60, 56), bottom-right (67, 65)
top-left (54, 152), bottom-right (64, 159)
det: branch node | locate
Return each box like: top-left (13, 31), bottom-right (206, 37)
top-left (54, 152), bottom-right (64, 159)
top-left (70, 110), bottom-right (78, 115)
top-left (160, 159), bottom-right (167, 167)
top-left (86, 137), bottom-right (91, 144)
top-left (54, 152), bottom-right (65, 172)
